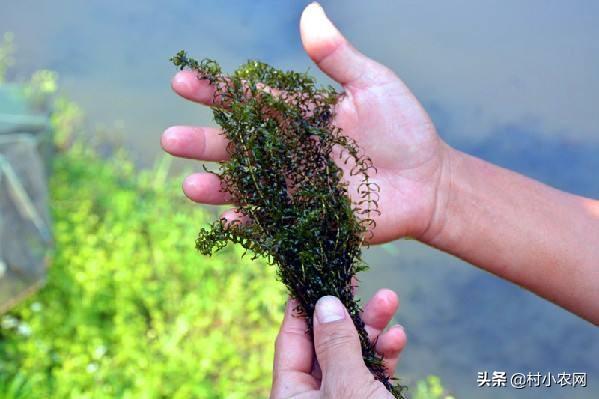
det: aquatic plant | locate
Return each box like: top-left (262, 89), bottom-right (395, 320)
top-left (172, 51), bottom-right (406, 397)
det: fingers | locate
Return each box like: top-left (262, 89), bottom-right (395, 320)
top-left (271, 299), bottom-right (318, 398)
top-left (171, 70), bottom-right (218, 106)
top-left (220, 208), bottom-right (249, 225)
top-left (182, 173), bottom-right (231, 204)
top-left (313, 296), bottom-right (369, 380)
top-left (313, 296), bottom-right (392, 398)
top-left (300, 3), bottom-right (395, 89)
top-left (361, 289), bottom-right (399, 341)
top-left (161, 126), bottom-right (230, 162)
top-left (361, 289), bottom-right (406, 377)
top-left (172, 70), bottom-right (273, 108)
top-left (375, 324), bottom-right (407, 375)
top-left (161, 126), bottom-right (231, 205)
top-left (273, 299), bottom-right (314, 374)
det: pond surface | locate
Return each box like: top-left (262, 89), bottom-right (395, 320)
top-left (2, 1), bottom-right (598, 398)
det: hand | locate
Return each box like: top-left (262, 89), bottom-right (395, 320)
top-left (271, 291), bottom-right (406, 399)
top-left (162, 3), bottom-right (451, 244)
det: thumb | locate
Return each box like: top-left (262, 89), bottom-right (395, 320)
top-left (299, 2), bottom-right (394, 88)
top-left (313, 296), bottom-right (367, 381)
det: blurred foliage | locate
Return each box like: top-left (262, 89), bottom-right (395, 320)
top-left (24, 69), bottom-right (58, 111)
top-left (50, 97), bottom-right (83, 150)
top-left (413, 376), bottom-right (455, 399)
top-left (0, 143), bottom-right (286, 398)
top-left (0, 372), bottom-right (33, 399)
top-left (0, 32), bottom-right (14, 83)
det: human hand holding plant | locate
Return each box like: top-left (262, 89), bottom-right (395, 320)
top-left (164, 2), bottom-right (599, 327)
top-left (162, 3), bottom-right (451, 245)
top-left (270, 292), bottom-right (406, 399)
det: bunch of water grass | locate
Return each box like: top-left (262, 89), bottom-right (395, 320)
top-left (172, 51), bottom-right (406, 398)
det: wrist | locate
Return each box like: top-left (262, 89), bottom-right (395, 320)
top-left (417, 143), bottom-right (464, 248)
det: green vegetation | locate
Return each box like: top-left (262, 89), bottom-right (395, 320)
top-left (172, 52), bottom-right (404, 397)
top-left (413, 376), bottom-right (455, 399)
top-left (0, 144), bottom-right (286, 398)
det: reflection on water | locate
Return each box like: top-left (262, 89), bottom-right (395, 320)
top-left (2, 1), bottom-right (598, 398)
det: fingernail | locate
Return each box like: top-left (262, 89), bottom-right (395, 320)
top-left (173, 72), bottom-right (192, 92)
top-left (162, 127), bottom-right (179, 147)
top-left (308, 3), bottom-right (330, 21)
top-left (182, 175), bottom-right (199, 192)
top-left (316, 296), bottom-right (345, 324)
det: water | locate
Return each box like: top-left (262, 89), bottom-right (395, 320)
top-left (2, 1), bottom-right (598, 398)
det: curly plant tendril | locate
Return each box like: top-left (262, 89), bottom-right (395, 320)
top-left (171, 50), bottom-right (406, 398)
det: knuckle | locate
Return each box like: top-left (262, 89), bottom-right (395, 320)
top-left (316, 328), bottom-right (356, 354)
top-left (323, 373), bottom-right (390, 399)
top-left (361, 379), bottom-right (392, 399)
top-left (273, 330), bottom-right (284, 352)
top-left (274, 324), bottom-right (308, 352)
top-left (322, 379), bottom-right (354, 399)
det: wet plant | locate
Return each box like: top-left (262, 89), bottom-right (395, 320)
top-left (171, 50), bottom-right (406, 398)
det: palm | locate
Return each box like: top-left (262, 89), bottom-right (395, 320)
top-left (333, 78), bottom-right (446, 244)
